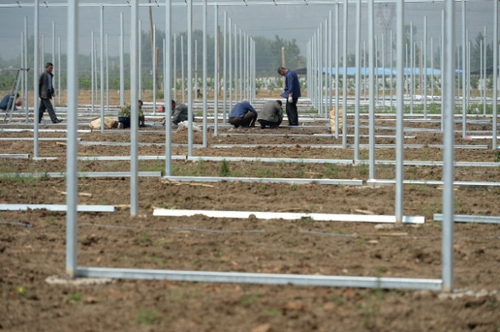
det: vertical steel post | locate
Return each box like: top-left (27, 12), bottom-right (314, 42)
top-left (66, 0), bottom-right (79, 279)
top-left (223, 12), bottom-right (227, 125)
top-left (214, 5), bottom-right (219, 136)
top-left (165, 0), bottom-right (172, 176)
top-left (106, 34), bottom-right (109, 113)
top-left (100, 5), bottom-right (105, 132)
top-left (395, 0), bottom-right (405, 223)
top-left (390, 30), bottom-right (393, 112)
top-left (130, 0), bottom-right (139, 216)
top-left (342, 0), bottom-right (348, 148)
top-left (58, 37), bottom-right (61, 106)
top-left (187, 0), bottom-right (193, 157)
top-left (229, 18), bottom-right (232, 111)
top-left (493, 0), bottom-right (498, 149)
top-left (120, 12), bottom-right (124, 106)
top-left (91, 32), bottom-right (95, 112)
top-left (442, 0), bottom-right (455, 293)
top-left (410, 22), bottom-right (413, 115)
top-left (483, 26), bottom-right (487, 115)
top-left (354, 0), bottom-right (361, 161)
top-left (424, 16), bottom-right (428, 119)
top-left (181, 35), bottom-right (185, 103)
top-left (461, 1), bottom-right (466, 137)
top-left (202, 0), bottom-right (208, 147)
top-left (368, 0), bottom-right (375, 180)
top-left (24, 18), bottom-right (29, 123)
top-left (153, 25), bottom-right (157, 114)
top-left (335, 1), bottom-right (339, 139)
top-left (34, 0), bottom-right (39, 158)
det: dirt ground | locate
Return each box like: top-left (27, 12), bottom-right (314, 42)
top-left (1, 110), bottom-right (500, 331)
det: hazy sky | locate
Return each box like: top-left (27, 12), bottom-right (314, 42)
top-left (0, 0), bottom-right (497, 65)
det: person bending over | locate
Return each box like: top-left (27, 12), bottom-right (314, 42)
top-left (118, 100), bottom-right (145, 129)
top-left (257, 100), bottom-right (283, 129)
top-left (228, 100), bottom-right (257, 128)
top-left (0, 93), bottom-right (21, 111)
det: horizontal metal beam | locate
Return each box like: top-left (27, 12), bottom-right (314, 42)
top-left (0, 0), bottom-right (489, 9)
top-left (0, 172), bottom-right (162, 178)
top-left (153, 209), bottom-right (425, 223)
top-left (367, 179), bottom-right (500, 188)
top-left (0, 154), bottom-right (30, 159)
top-left (0, 204), bottom-right (115, 212)
top-left (77, 267), bottom-right (442, 290)
top-left (433, 214), bottom-right (500, 224)
top-left (163, 175), bottom-right (363, 186)
top-left (211, 144), bottom-right (488, 150)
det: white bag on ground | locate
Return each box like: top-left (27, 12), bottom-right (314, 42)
top-left (89, 117), bottom-right (118, 129)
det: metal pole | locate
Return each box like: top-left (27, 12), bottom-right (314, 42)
top-left (493, 0), bottom-right (498, 149)
top-left (483, 26), bottom-right (487, 115)
top-left (214, 4), bottom-right (219, 136)
top-left (66, 0), bottom-right (79, 279)
top-left (368, 0), bottom-right (375, 180)
top-left (335, 1), bottom-right (339, 139)
top-left (441, 11), bottom-right (444, 130)
top-left (239, 28), bottom-right (243, 101)
top-left (174, 33), bottom-right (177, 102)
top-left (181, 35), bottom-right (185, 103)
top-left (106, 34), bottom-right (109, 113)
top-left (229, 18), bottom-right (232, 110)
top-left (120, 12), bottom-right (124, 106)
top-left (187, 0), bottom-right (193, 157)
top-left (382, 33), bottom-right (385, 110)
top-left (130, 0), bottom-right (139, 216)
top-left (390, 30), bottom-right (393, 112)
top-left (91, 32), bottom-right (95, 112)
top-left (139, 20), bottom-right (143, 100)
top-left (442, 0), bottom-right (455, 293)
top-left (342, 0), bottom-right (348, 148)
top-left (461, 1), bottom-right (466, 137)
top-left (354, 0), bottom-right (361, 161)
top-left (153, 25), bottom-right (157, 114)
top-left (410, 22), bottom-right (414, 115)
top-left (431, 37), bottom-right (434, 103)
top-left (24, 17), bottom-right (28, 123)
top-left (424, 16), bottom-right (428, 119)
top-left (33, 0), bottom-right (39, 158)
top-left (223, 12), bottom-right (227, 125)
top-left (395, 0), bottom-right (405, 223)
top-left (165, 0), bottom-right (172, 176)
top-left (202, 0), bottom-right (208, 147)
top-left (328, 11), bottom-right (332, 119)
top-left (100, 5), bottom-right (105, 132)
top-left (58, 37), bottom-right (61, 106)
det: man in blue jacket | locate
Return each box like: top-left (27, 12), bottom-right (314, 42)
top-left (228, 100), bottom-right (257, 128)
top-left (278, 66), bottom-right (301, 126)
top-left (0, 93), bottom-right (21, 111)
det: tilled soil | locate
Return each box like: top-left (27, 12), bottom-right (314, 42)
top-left (1, 115), bottom-right (500, 332)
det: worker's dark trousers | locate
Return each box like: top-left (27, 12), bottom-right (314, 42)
top-left (286, 98), bottom-right (299, 126)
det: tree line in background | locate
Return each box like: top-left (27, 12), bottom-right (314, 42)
top-left (0, 27), bottom-right (495, 92)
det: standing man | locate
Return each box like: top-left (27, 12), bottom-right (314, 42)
top-left (278, 66), bottom-right (301, 126)
top-left (228, 100), bottom-right (257, 128)
top-left (38, 62), bottom-right (62, 124)
top-left (257, 100), bottom-right (283, 129)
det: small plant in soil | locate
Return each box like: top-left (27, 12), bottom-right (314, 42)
top-left (218, 159), bottom-right (230, 177)
top-left (135, 307), bottom-right (163, 325)
top-left (240, 293), bottom-right (259, 305)
top-left (67, 293), bottom-right (82, 303)
top-left (266, 309), bottom-right (280, 317)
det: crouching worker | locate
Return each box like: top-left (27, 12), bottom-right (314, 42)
top-left (0, 93), bottom-right (22, 111)
top-left (162, 99), bottom-right (193, 127)
top-left (228, 100), bottom-right (257, 128)
top-left (257, 100), bottom-right (283, 129)
top-left (118, 100), bottom-right (145, 129)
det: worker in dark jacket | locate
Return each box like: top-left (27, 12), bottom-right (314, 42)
top-left (161, 100), bottom-right (193, 127)
top-left (38, 62), bottom-right (62, 124)
top-left (257, 100), bottom-right (283, 128)
top-left (278, 66), bottom-right (301, 126)
top-left (228, 100), bottom-right (257, 128)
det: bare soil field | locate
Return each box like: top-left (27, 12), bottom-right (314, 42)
top-left (1, 112), bottom-right (500, 332)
